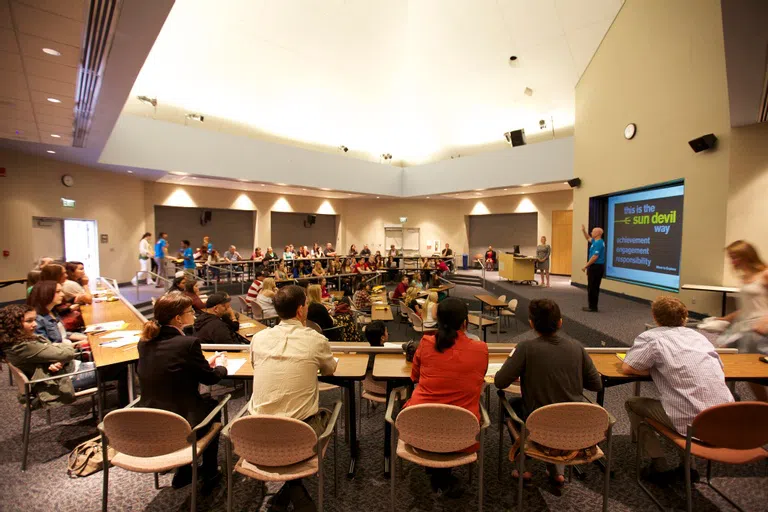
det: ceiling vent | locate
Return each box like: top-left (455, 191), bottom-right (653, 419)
top-left (73, 0), bottom-right (123, 147)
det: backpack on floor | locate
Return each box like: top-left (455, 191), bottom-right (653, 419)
top-left (67, 436), bottom-right (114, 478)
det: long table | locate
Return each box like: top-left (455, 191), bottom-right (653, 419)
top-left (475, 294), bottom-right (508, 338)
top-left (203, 348), bottom-right (369, 477)
top-left (681, 284), bottom-right (740, 316)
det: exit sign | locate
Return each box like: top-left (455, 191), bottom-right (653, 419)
top-left (61, 197), bottom-right (76, 208)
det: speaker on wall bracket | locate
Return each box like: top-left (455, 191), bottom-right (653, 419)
top-left (688, 134), bottom-right (717, 153)
top-left (567, 178), bottom-right (582, 188)
top-left (504, 129), bottom-right (527, 147)
top-left (303, 214), bottom-right (317, 228)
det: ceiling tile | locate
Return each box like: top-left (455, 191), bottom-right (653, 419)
top-left (0, 49), bottom-right (24, 72)
top-left (12, 2), bottom-right (84, 47)
top-left (554, 0), bottom-right (622, 34)
top-left (0, 130), bottom-right (40, 142)
top-left (15, 0), bottom-right (87, 22)
top-left (0, 70), bottom-right (29, 100)
top-left (17, 33), bottom-right (80, 67)
top-left (35, 112), bottom-right (74, 127)
top-left (0, 27), bottom-right (19, 53)
top-left (0, 105), bottom-right (35, 122)
top-left (33, 102), bottom-right (74, 119)
top-left (29, 88), bottom-right (75, 108)
top-left (41, 133), bottom-right (73, 145)
top-left (37, 122), bottom-right (72, 136)
top-left (27, 74), bottom-right (76, 97)
top-left (0, 117), bottom-right (37, 133)
top-left (0, 95), bottom-right (32, 110)
top-left (23, 56), bottom-right (78, 83)
top-left (566, 20), bottom-right (614, 78)
top-left (0, 1), bottom-right (11, 29)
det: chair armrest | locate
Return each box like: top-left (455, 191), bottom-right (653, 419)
top-left (27, 366), bottom-right (99, 386)
top-left (497, 390), bottom-right (524, 427)
top-left (222, 402), bottom-right (251, 438)
top-left (189, 394), bottom-right (231, 442)
top-left (317, 400), bottom-right (344, 444)
top-left (322, 326), bottom-right (342, 333)
top-left (384, 386), bottom-right (409, 425)
top-left (479, 403), bottom-right (491, 430)
top-left (96, 396), bottom-right (141, 435)
top-left (581, 394), bottom-right (617, 426)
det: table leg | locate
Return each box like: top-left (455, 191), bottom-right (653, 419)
top-left (127, 363), bottom-right (136, 402)
top-left (96, 367), bottom-right (105, 421)
top-left (721, 292), bottom-right (727, 317)
top-left (384, 380), bottom-right (394, 477)
top-left (345, 382), bottom-right (359, 478)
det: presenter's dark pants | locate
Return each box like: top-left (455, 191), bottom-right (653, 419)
top-left (587, 263), bottom-right (605, 311)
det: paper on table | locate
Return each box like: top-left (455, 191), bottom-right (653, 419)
top-left (85, 320), bottom-right (126, 333)
top-left (239, 322), bottom-right (256, 328)
top-left (101, 330), bottom-right (141, 339)
top-left (225, 358), bottom-right (247, 375)
top-left (616, 353), bottom-right (626, 361)
top-left (383, 342), bottom-right (403, 348)
top-left (486, 363), bottom-right (504, 377)
top-left (101, 336), bottom-right (140, 348)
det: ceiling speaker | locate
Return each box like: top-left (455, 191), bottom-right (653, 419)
top-left (504, 129), bottom-right (526, 147)
top-left (688, 134), bottom-right (717, 153)
top-left (567, 178), bottom-right (582, 188)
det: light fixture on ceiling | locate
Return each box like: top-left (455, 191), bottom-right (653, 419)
top-left (46, 150), bottom-right (55, 154)
top-left (338, 145), bottom-right (348, 153)
top-left (509, 55), bottom-right (518, 62)
top-left (524, 87), bottom-right (533, 96)
top-left (42, 47), bottom-right (61, 56)
top-left (376, 196), bottom-right (380, 199)
top-left (504, 188), bottom-right (508, 191)
top-left (127, 170), bottom-right (133, 174)
top-left (190, 177), bottom-right (197, 180)
top-left (185, 113), bottom-right (204, 122)
top-left (539, 119), bottom-right (547, 130)
top-left (47, 97), bottom-right (61, 103)
top-left (521, 183), bottom-right (531, 187)
top-left (276, 183), bottom-right (286, 186)
top-left (137, 95), bottom-right (158, 107)
top-left (426, 196), bottom-right (430, 199)
top-left (399, 216), bottom-right (408, 224)
top-left (50, 134), bottom-right (61, 138)
top-left (170, 171), bottom-right (188, 176)
top-left (238, 179), bottom-right (249, 182)
top-left (381, 153), bottom-right (392, 160)
top-left (260, 184), bottom-right (265, 187)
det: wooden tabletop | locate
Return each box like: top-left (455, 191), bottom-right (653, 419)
top-left (203, 351), bottom-right (369, 379)
top-left (236, 313), bottom-right (267, 337)
top-left (0, 278), bottom-right (26, 287)
top-left (590, 353), bottom-right (768, 381)
top-left (330, 291), bottom-right (344, 300)
top-left (372, 353), bottom-right (509, 380)
top-left (83, 298), bottom-right (146, 368)
top-left (371, 305), bottom-right (394, 321)
top-left (681, 284), bottom-right (740, 293)
top-left (474, 294), bottom-right (508, 307)
top-left (467, 314), bottom-right (497, 328)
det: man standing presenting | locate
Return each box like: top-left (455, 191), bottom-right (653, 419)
top-left (581, 224), bottom-right (605, 312)
top-left (154, 232), bottom-right (169, 288)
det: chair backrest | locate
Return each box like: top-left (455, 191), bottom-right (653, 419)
top-left (692, 401), bottom-right (768, 449)
top-left (396, 404), bottom-right (479, 453)
top-left (388, 291), bottom-right (394, 300)
top-left (103, 408), bottom-right (192, 457)
top-left (306, 320), bottom-right (322, 334)
top-left (237, 296), bottom-right (249, 313)
top-left (229, 415), bottom-right (318, 466)
top-left (407, 310), bottom-right (423, 327)
top-left (363, 373), bottom-right (387, 395)
top-left (250, 301), bottom-right (264, 319)
top-left (508, 299), bottom-right (518, 311)
top-left (7, 362), bottom-right (29, 395)
top-left (526, 403), bottom-right (609, 451)
top-left (498, 295), bottom-right (507, 303)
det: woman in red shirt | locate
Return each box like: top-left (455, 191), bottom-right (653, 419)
top-left (405, 298), bottom-right (488, 498)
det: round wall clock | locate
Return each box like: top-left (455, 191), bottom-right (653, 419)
top-left (61, 174), bottom-right (75, 187)
top-left (624, 123), bottom-right (637, 140)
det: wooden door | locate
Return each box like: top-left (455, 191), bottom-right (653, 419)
top-left (551, 210), bottom-right (573, 275)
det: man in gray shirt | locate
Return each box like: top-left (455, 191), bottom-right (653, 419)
top-left (495, 299), bottom-right (602, 485)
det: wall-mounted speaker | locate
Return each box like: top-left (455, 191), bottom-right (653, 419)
top-left (304, 214), bottom-right (317, 228)
top-left (200, 210), bottom-right (212, 226)
top-left (504, 129), bottom-right (527, 147)
top-left (688, 134), bottom-right (717, 153)
top-left (567, 178), bottom-right (582, 188)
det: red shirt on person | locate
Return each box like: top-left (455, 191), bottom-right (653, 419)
top-left (405, 332), bottom-right (488, 450)
top-left (393, 281), bottom-right (408, 299)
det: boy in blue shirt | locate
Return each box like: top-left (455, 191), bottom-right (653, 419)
top-left (181, 240), bottom-right (196, 275)
top-left (581, 224), bottom-right (606, 312)
top-left (154, 232), bottom-right (169, 288)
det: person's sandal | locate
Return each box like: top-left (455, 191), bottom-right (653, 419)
top-left (511, 469), bottom-right (533, 488)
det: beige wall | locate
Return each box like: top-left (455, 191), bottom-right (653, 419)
top-left (0, 149), bottom-right (146, 302)
top-left (724, 122), bottom-right (768, 284)
top-left (572, 0), bottom-right (731, 314)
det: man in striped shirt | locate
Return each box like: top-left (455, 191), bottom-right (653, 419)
top-left (622, 297), bottom-right (733, 478)
top-left (245, 271), bottom-right (265, 305)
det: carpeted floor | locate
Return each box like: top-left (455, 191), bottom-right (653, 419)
top-left (1, 281), bottom-right (766, 511)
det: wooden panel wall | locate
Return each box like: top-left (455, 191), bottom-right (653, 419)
top-left (551, 210), bottom-right (573, 275)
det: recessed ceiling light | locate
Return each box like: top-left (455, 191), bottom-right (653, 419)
top-left (190, 177), bottom-right (197, 180)
top-left (302, 188), bottom-right (306, 191)
top-left (376, 196), bottom-right (380, 199)
top-left (521, 183), bottom-right (531, 187)
top-left (260, 184), bottom-right (265, 187)
top-left (238, 179), bottom-right (249, 182)
top-left (276, 183), bottom-right (286, 186)
top-left (42, 48), bottom-right (61, 56)
top-left (46, 150), bottom-right (55, 154)
top-left (127, 170), bottom-right (133, 174)
top-left (47, 97), bottom-right (61, 104)
top-left (50, 134), bottom-right (61, 138)
top-left (171, 172), bottom-right (188, 176)
top-left (426, 196), bottom-right (430, 199)
top-left (475, 188), bottom-right (483, 191)
top-left (503, 188), bottom-right (508, 191)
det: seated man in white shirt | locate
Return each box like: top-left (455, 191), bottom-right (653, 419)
top-left (249, 284), bottom-right (337, 511)
top-left (621, 297), bottom-right (734, 482)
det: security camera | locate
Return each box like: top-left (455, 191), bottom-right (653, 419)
top-left (339, 145), bottom-right (348, 153)
top-left (509, 56), bottom-right (518, 61)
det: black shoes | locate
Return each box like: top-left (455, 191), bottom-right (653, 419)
top-left (582, 307), bottom-right (598, 312)
top-left (430, 473), bottom-right (465, 499)
top-left (640, 465), bottom-right (700, 486)
top-left (172, 467), bottom-right (193, 489)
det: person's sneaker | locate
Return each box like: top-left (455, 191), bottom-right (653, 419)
top-left (439, 475), bottom-right (465, 499)
top-left (130, 277), bottom-right (138, 286)
top-left (640, 465), bottom-right (674, 486)
top-left (200, 470), bottom-right (223, 496)
top-left (671, 465), bottom-right (700, 484)
top-left (582, 307), bottom-right (598, 312)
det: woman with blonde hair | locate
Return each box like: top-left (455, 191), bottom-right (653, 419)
top-left (256, 278), bottom-right (278, 317)
top-left (404, 284), bottom-right (422, 316)
top-left (312, 261), bottom-right (325, 277)
top-left (137, 292), bottom-right (228, 490)
top-left (307, 284), bottom-right (336, 338)
top-left (718, 240), bottom-right (768, 400)
top-left (422, 291), bottom-right (439, 328)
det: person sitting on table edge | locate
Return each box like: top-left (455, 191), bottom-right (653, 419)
top-left (193, 292), bottom-right (246, 345)
top-left (494, 298), bottom-right (602, 489)
top-left (249, 285), bottom-right (337, 511)
top-left (621, 296), bottom-right (734, 484)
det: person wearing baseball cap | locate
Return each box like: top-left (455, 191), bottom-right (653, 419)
top-left (193, 292), bottom-right (245, 345)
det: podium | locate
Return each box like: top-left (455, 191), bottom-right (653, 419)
top-left (498, 253), bottom-right (536, 284)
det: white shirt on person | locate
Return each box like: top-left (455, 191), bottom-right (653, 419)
top-left (61, 280), bottom-right (85, 301)
top-left (256, 292), bottom-right (277, 318)
top-left (623, 326), bottom-right (733, 434)
top-left (249, 319), bottom-right (337, 419)
top-left (139, 238), bottom-right (153, 259)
